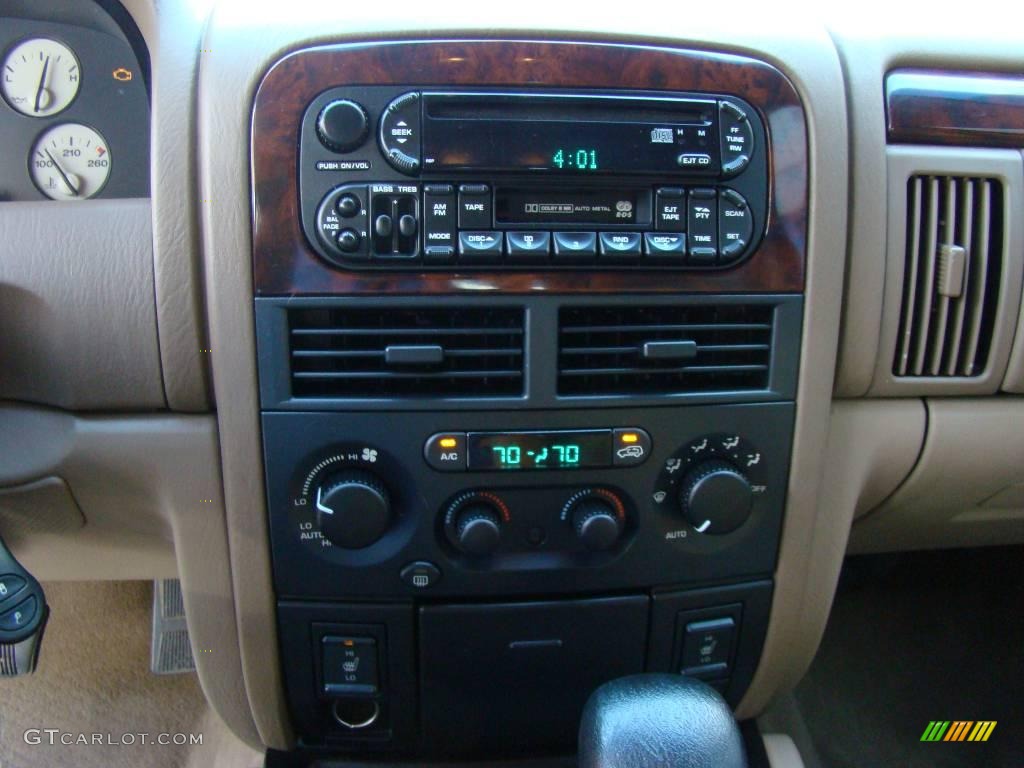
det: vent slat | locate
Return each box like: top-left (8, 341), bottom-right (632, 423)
top-left (288, 307), bottom-right (525, 398)
top-left (293, 370), bottom-right (522, 380)
top-left (896, 176), bottom-right (923, 376)
top-left (962, 180), bottom-right (992, 376)
top-left (912, 177), bottom-right (940, 376)
top-left (928, 176), bottom-right (956, 375)
top-left (558, 304), bottom-right (774, 396)
top-left (893, 174), bottom-right (1002, 380)
top-left (946, 179), bottom-right (974, 375)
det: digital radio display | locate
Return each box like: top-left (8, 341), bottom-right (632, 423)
top-left (468, 430), bottom-right (611, 471)
top-left (421, 92), bottom-right (718, 175)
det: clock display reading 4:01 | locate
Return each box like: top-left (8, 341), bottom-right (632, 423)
top-left (552, 148), bottom-right (598, 170)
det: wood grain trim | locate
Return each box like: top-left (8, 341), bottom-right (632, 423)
top-left (252, 40), bottom-right (807, 295)
top-left (887, 69), bottom-right (1024, 148)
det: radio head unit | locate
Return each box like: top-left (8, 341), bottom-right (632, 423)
top-left (297, 87), bottom-right (767, 272)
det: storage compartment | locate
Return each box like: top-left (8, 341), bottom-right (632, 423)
top-left (418, 595), bottom-right (649, 756)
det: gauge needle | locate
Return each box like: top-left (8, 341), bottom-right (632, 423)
top-left (34, 56), bottom-right (50, 113)
top-left (44, 149), bottom-right (79, 197)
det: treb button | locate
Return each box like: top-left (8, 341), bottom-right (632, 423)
top-left (425, 432), bottom-right (468, 471)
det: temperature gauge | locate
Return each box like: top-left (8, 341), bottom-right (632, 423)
top-left (2, 38), bottom-right (81, 117)
top-left (29, 123), bottom-right (111, 200)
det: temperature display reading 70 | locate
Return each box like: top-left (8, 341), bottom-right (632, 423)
top-left (467, 430), bottom-right (610, 471)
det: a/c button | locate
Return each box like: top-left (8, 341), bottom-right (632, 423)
top-left (424, 432), bottom-right (468, 471)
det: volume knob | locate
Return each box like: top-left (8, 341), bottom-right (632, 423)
top-left (316, 99), bottom-right (369, 153)
top-left (679, 460), bottom-right (753, 535)
top-left (315, 470), bottom-right (391, 548)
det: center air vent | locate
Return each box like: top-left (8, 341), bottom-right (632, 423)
top-left (894, 175), bottom-right (1004, 378)
top-left (558, 304), bottom-right (774, 397)
top-left (288, 306), bottom-right (524, 399)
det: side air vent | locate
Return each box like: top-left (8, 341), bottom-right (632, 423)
top-left (288, 307), bottom-right (524, 398)
top-left (558, 304), bottom-right (774, 397)
top-left (893, 175), bottom-right (1003, 378)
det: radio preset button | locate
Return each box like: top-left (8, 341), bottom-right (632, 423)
top-left (688, 188), bottom-right (718, 260)
top-left (553, 231), bottom-right (597, 259)
top-left (598, 232), bottom-right (643, 261)
top-left (458, 184), bottom-right (492, 229)
top-left (379, 92), bottom-right (421, 174)
top-left (425, 432), bottom-right (468, 471)
top-left (644, 233), bottom-right (686, 258)
top-left (506, 231), bottom-right (551, 260)
top-left (458, 231), bottom-right (503, 262)
top-left (719, 100), bottom-right (754, 177)
top-left (655, 187), bottom-right (686, 232)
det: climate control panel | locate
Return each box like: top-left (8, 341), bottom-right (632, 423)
top-left (263, 403), bottom-right (792, 601)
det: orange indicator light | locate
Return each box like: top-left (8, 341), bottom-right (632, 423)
top-left (620, 433), bottom-right (639, 444)
top-left (112, 67), bottom-right (133, 82)
top-left (439, 437), bottom-right (458, 449)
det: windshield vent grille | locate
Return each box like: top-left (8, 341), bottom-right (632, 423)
top-left (288, 306), bottom-right (525, 399)
top-left (558, 304), bottom-right (774, 396)
top-left (894, 175), bottom-right (1003, 378)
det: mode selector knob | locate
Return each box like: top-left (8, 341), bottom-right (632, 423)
top-left (315, 470), bottom-right (392, 548)
top-left (679, 460), bottom-right (753, 535)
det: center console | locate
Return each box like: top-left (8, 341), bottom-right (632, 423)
top-left (251, 39), bottom-right (807, 759)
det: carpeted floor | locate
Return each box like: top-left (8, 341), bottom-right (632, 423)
top-left (789, 546), bottom-right (1024, 768)
top-left (0, 581), bottom-right (263, 768)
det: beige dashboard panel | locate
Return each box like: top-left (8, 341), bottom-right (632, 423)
top-left (199, 2), bottom-right (847, 747)
top-left (0, 406), bottom-right (260, 745)
top-left (848, 397), bottom-right (1024, 553)
top-left (829, 25), bottom-right (1024, 397)
top-left (122, 0), bottom-right (213, 412)
top-left (0, 199), bottom-right (165, 411)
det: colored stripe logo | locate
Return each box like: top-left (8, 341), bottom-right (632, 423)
top-left (921, 721), bottom-right (997, 742)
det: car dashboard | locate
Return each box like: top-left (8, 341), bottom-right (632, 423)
top-left (0, 1), bottom-right (1022, 763)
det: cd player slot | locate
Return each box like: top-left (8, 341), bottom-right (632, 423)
top-left (423, 91), bottom-right (714, 125)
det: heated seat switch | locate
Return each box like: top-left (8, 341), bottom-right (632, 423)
top-left (322, 636), bottom-right (379, 695)
top-left (0, 535), bottom-right (48, 676)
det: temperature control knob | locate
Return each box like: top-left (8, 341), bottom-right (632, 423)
top-left (571, 498), bottom-right (623, 552)
top-left (315, 470), bottom-right (391, 548)
top-left (444, 492), bottom-right (508, 556)
top-left (679, 460), bottom-right (753, 535)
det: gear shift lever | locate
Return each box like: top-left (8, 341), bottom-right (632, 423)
top-left (0, 534), bottom-right (48, 676)
top-left (579, 674), bottom-right (747, 768)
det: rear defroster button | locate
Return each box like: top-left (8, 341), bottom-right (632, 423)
top-left (401, 561), bottom-right (441, 589)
